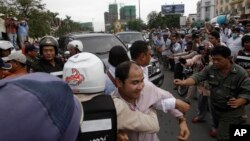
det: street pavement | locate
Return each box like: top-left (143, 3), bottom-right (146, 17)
top-left (157, 68), bottom-right (250, 141)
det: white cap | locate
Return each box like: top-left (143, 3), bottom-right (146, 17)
top-left (215, 23), bottom-right (220, 28)
top-left (7, 51), bottom-right (27, 64)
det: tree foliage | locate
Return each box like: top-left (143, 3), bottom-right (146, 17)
top-left (127, 19), bottom-right (147, 31)
top-left (147, 11), bottom-right (181, 29)
top-left (0, 0), bottom-right (88, 38)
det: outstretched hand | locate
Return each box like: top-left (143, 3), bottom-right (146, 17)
top-left (177, 119), bottom-right (190, 141)
top-left (173, 79), bottom-right (184, 86)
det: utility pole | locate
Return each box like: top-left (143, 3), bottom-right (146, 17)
top-left (138, 0), bottom-right (141, 31)
top-left (139, 0), bottom-right (141, 21)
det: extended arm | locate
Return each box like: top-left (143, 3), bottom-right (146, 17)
top-left (114, 98), bottom-right (159, 133)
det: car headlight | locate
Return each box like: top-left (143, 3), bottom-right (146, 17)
top-left (154, 62), bottom-right (161, 73)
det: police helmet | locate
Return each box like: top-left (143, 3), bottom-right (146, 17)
top-left (39, 36), bottom-right (59, 55)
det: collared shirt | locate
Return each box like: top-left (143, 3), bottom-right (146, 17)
top-left (191, 64), bottom-right (250, 112)
top-left (104, 65), bottom-right (116, 95)
top-left (112, 80), bottom-right (182, 141)
top-left (227, 36), bottom-right (243, 58)
top-left (171, 42), bottom-right (182, 54)
top-left (161, 38), bottom-right (171, 56)
top-left (141, 66), bottom-right (148, 80)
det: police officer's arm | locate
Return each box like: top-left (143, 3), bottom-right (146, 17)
top-left (174, 65), bottom-right (210, 86)
top-left (173, 77), bottom-right (196, 86)
top-left (113, 98), bottom-right (159, 133)
top-left (228, 73), bottom-right (250, 108)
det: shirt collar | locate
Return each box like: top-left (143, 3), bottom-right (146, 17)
top-left (112, 89), bottom-right (139, 111)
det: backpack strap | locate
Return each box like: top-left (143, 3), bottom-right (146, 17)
top-left (107, 70), bottom-right (116, 86)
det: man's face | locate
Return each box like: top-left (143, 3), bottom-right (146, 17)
top-left (246, 26), bottom-right (250, 32)
top-left (141, 48), bottom-right (151, 67)
top-left (28, 50), bottom-right (38, 58)
top-left (212, 55), bottom-right (230, 69)
top-left (1, 50), bottom-right (10, 57)
top-left (208, 35), bottom-right (218, 45)
top-left (42, 46), bottom-right (55, 61)
top-left (68, 47), bottom-right (78, 56)
top-left (243, 41), bottom-right (250, 50)
top-left (171, 36), bottom-right (177, 44)
top-left (117, 64), bottom-right (145, 102)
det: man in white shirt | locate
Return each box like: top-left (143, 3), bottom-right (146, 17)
top-left (227, 27), bottom-right (242, 59)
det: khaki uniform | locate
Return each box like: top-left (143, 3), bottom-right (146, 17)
top-left (191, 64), bottom-right (250, 141)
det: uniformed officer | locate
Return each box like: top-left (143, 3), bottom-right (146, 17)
top-left (174, 45), bottom-right (250, 141)
top-left (33, 36), bottom-right (64, 74)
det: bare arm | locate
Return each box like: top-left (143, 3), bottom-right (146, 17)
top-left (177, 116), bottom-right (190, 141)
top-left (173, 77), bottom-right (196, 86)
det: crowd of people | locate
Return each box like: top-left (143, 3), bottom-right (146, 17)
top-left (0, 15), bottom-right (250, 141)
top-left (150, 22), bottom-right (250, 141)
top-left (0, 13), bottom-right (29, 50)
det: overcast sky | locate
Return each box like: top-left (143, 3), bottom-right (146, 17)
top-left (42, 0), bottom-right (199, 31)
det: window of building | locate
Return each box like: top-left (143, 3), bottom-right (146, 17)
top-left (248, 3), bottom-right (250, 9)
top-left (205, 1), bottom-right (211, 6)
top-left (220, 0), bottom-right (223, 4)
top-left (220, 7), bottom-right (223, 13)
top-left (225, 6), bottom-right (228, 14)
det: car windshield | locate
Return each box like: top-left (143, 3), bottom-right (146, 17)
top-left (77, 35), bottom-right (126, 53)
top-left (117, 33), bottom-right (144, 44)
top-left (60, 36), bottom-right (126, 54)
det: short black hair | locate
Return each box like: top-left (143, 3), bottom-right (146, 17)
top-left (115, 61), bottom-right (137, 83)
top-left (209, 31), bottom-right (220, 39)
top-left (130, 40), bottom-right (149, 60)
top-left (186, 41), bottom-right (193, 46)
top-left (108, 46), bottom-right (129, 67)
top-left (232, 27), bottom-right (240, 33)
top-left (210, 45), bottom-right (231, 58)
top-left (241, 35), bottom-right (250, 47)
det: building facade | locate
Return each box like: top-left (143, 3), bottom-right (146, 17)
top-left (198, 0), bottom-right (216, 21)
top-left (109, 4), bottom-right (118, 24)
top-left (197, 1), bottom-right (202, 20)
top-left (104, 3), bottom-right (119, 32)
top-left (216, 0), bottom-right (250, 20)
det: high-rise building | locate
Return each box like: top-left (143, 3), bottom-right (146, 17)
top-left (120, 6), bottom-right (136, 23)
top-left (80, 22), bottom-right (93, 31)
top-left (109, 4), bottom-right (118, 23)
top-left (197, 1), bottom-right (202, 20)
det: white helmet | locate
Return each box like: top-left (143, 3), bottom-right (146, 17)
top-left (0, 40), bottom-right (14, 50)
top-left (67, 40), bottom-right (84, 52)
top-left (63, 52), bottom-right (105, 94)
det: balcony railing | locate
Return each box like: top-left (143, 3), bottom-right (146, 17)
top-left (230, 0), bottom-right (244, 5)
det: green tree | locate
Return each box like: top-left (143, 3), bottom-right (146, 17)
top-left (54, 15), bottom-right (86, 36)
top-left (147, 11), bottom-right (181, 29)
top-left (147, 11), bottom-right (159, 29)
top-left (127, 19), bottom-right (147, 31)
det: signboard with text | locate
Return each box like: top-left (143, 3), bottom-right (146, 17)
top-left (161, 4), bottom-right (184, 15)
